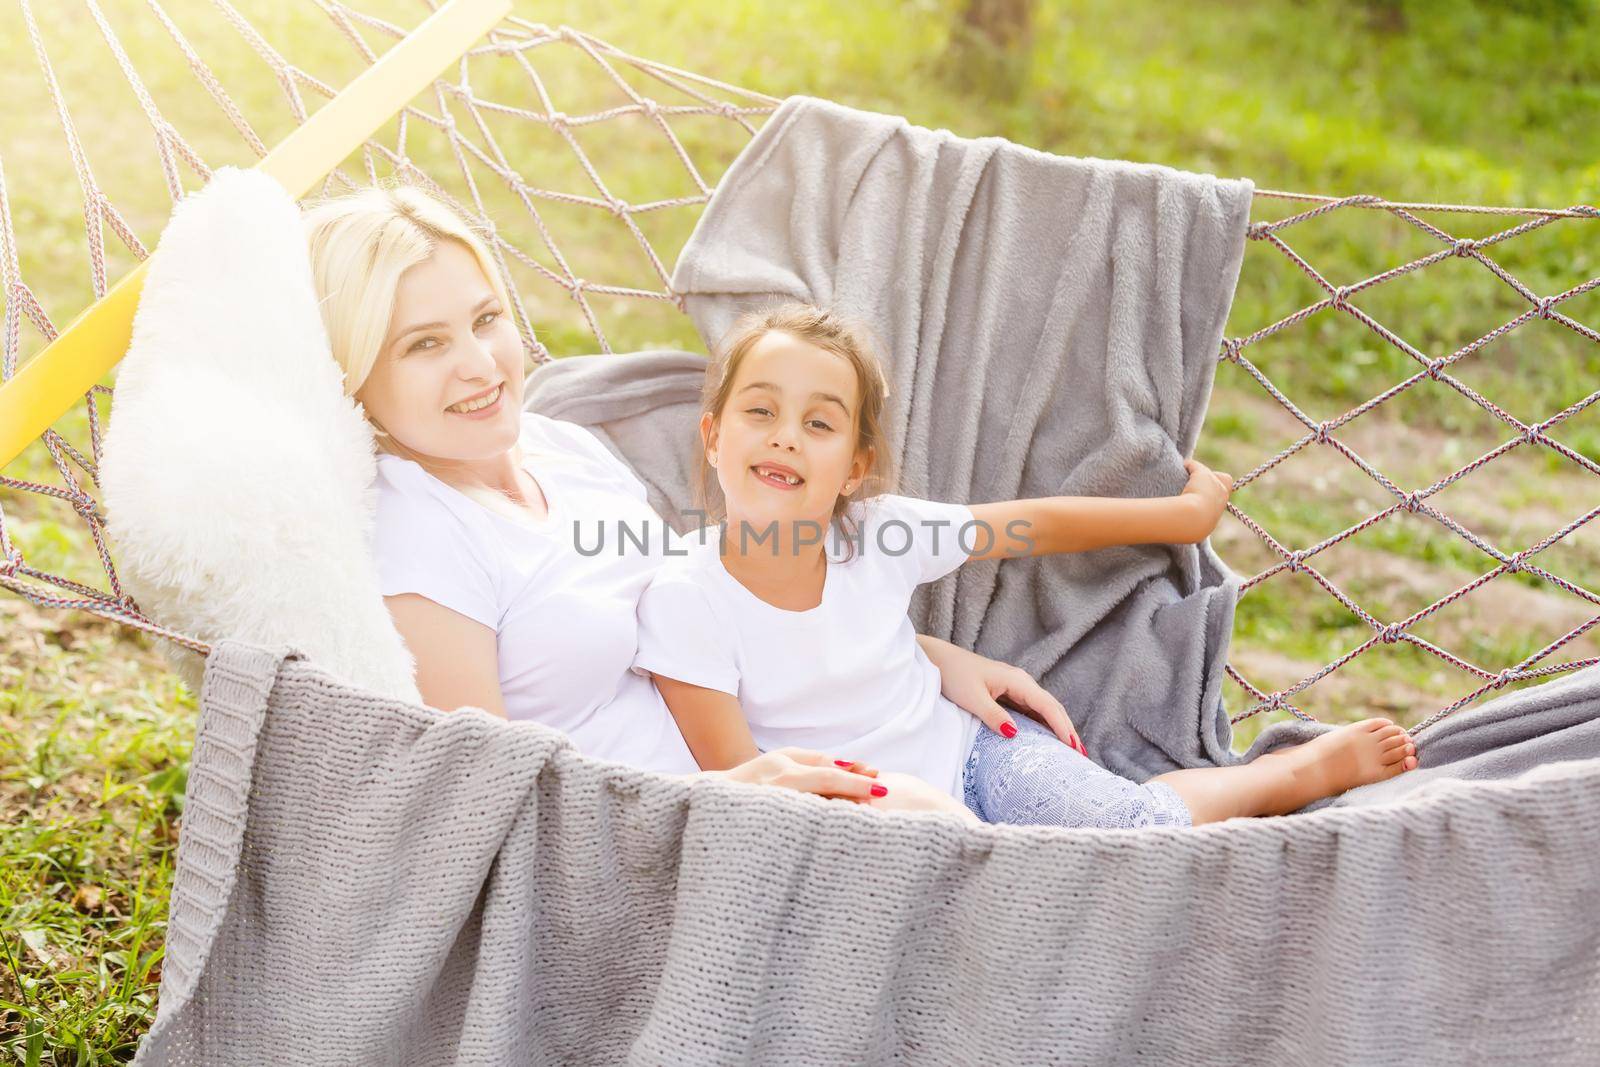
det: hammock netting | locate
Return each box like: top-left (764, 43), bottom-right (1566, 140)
top-left (4, 1), bottom-right (1597, 743)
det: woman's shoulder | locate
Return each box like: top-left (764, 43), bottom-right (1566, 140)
top-left (519, 410), bottom-right (650, 502)
top-left (520, 410), bottom-right (616, 467)
top-left (372, 454), bottom-right (493, 544)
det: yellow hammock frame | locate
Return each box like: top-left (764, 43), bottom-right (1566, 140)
top-left (0, 0), bottom-right (511, 470)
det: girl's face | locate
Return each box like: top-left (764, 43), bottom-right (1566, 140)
top-left (701, 330), bottom-right (870, 533)
top-left (356, 239), bottom-right (523, 461)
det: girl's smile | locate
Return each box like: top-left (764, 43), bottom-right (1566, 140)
top-left (751, 460), bottom-right (805, 490)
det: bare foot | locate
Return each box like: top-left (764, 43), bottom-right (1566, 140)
top-left (1262, 718), bottom-right (1419, 809)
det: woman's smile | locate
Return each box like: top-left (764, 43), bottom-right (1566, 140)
top-left (446, 381), bottom-right (505, 418)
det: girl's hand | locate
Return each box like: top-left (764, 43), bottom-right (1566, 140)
top-left (709, 747), bottom-right (885, 801)
top-left (1179, 458), bottom-right (1233, 541)
top-left (918, 636), bottom-right (1086, 755)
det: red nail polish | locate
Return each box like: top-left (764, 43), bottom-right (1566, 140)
top-left (835, 759), bottom-right (853, 767)
top-left (870, 784), bottom-right (889, 797)
top-left (1000, 722), bottom-right (1018, 739)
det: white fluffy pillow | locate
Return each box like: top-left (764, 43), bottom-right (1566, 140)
top-left (100, 167), bottom-right (421, 703)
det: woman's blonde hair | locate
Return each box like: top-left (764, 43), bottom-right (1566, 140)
top-left (697, 302), bottom-right (897, 560)
top-left (301, 182), bottom-right (533, 521)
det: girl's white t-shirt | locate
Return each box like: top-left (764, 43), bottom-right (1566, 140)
top-left (371, 410), bottom-right (698, 774)
top-left (630, 494), bottom-right (983, 798)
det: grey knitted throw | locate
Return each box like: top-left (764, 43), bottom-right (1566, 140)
top-left (130, 640), bottom-right (1600, 1064)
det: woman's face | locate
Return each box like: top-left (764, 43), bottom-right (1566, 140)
top-left (356, 239), bottom-right (523, 461)
top-left (702, 330), bottom-right (869, 533)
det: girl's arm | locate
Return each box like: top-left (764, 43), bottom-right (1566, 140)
top-left (966, 459), bottom-right (1233, 560)
top-left (650, 674), bottom-right (762, 770)
top-left (914, 634), bottom-right (1083, 751)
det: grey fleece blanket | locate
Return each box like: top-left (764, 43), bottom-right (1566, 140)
top-left (131, 97), bottom-right (1600, 1064)
top-left (526, 95), bottom-right (1600, 806)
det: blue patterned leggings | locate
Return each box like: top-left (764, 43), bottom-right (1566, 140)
top-left (962, 714), bottom-right (1193, 829)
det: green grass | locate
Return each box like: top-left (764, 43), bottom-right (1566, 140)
top-left (2, 0), bottom-right (1597, 1059)
top-left (1, 623), bottom-right (191, 1062)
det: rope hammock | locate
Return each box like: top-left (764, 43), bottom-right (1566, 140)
top-left (2, 0), bottom-right (1598, 748)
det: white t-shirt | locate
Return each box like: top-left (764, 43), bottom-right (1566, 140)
top-left (630, 493), bottom-right (983, 798)
top-left (372, 410), bottom-right (698, 774)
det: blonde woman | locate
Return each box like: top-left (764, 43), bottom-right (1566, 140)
top-left (299, 184), bottom-right (1075, 814)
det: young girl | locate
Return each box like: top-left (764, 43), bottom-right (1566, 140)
top-left (630, 303), bottom-right (1419, 829)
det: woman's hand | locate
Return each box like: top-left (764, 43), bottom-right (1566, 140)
top-left (916, 635), bottom-right (1085, 755)
top-left (708, 750), bottom-right (975, 823)
top-left (709, 747), bottom-right (886, 801)
top-left (1178, 458), bottom-right (1233, 542)
top-left (862, 771), bottom-right (980, 824)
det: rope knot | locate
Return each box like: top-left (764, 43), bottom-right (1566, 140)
top-left (1220, 337), bottom-right (1243, 362)
top-left (1494, 667), bottom-right (1517, 687)
top-left (640, 98), bottom-right (661, 118)
top-left (1521, 423), bottom-right (1544, 445)
top-left (1246, 221), bottom-right (1271, 240)
top-left (1285, 550), bottom-right (1307, 573)
top-left (1400, 491), bottom-right (1422, 513)
top-left (546, 111), bottom-right (569, 130)
top-left (1312, 421), bottom-right (1333, 444)
top-left (1330, 286), bottom-right (1352, 310)
top-left (1451, 238), bottom-right (1477, 257)
top-left (1424, 358), bottom-right (1445, 381)
top-left (1379, 624), bottom-right (1404, 644)
top-left (1505, 550), bottom-right (1531, 574)
top-left (1536, 296), bottom-right (1557, 319)
top-left (717, 102), bottom-right (739, 119)
top-left (1262, 693), bottom-right (1285, 712)
top-left (0, 551), bottom-right (20, 577)
top-left (71, 495), bottom-right (102, 523)
top-left (570, 277), bottom-right (588, 297)
top-left (606, 196), bottom-right (628, 219)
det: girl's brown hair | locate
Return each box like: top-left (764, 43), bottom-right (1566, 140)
top-left (695, 302), bottom-right (897, 560)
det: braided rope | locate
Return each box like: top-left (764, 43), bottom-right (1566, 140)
top-left (1221, 197), bottom-right (1600, 728)
top-left (0, 2), bottom-right (1595, 740)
